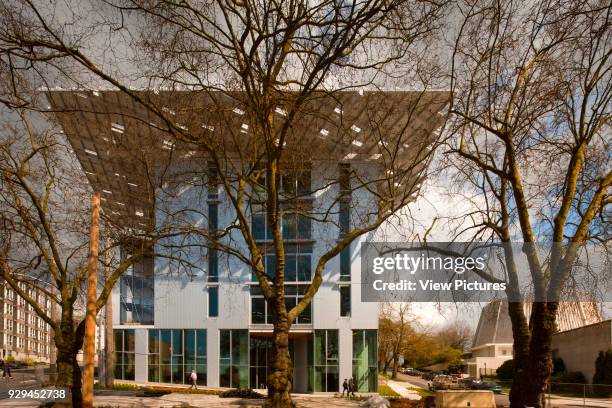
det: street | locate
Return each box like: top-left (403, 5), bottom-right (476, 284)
top-left (0, 368), bottom-right (46, 399)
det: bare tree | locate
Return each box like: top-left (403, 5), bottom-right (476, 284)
top-left (0, 110), bottom-right (155, 405)
top-left (446, 0), bottom-right (611, 406)
top-left (436, 321), bottom-right (471, 351)
top-left (378, 303), bottom-right (417, 378)
top-left (2, 0), bottom-right (454, 406)
top-left (0, 1), bottom-right (452, 406)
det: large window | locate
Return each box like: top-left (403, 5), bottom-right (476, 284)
top-left (148, 329), bottom-right (207, 385)
top-left (220, 330), bottom-right (249, 388)
top-left (353, 330), bottom-right (377, 392)
top-left (281, 169), bottom-right (311, 197)
top-left (252, 244), bottom-right (312, 283)
top-left (309, 330), bottom-right (339, 392)
top-left (113, 329), bottom-right (135, 380)
top-left (119, 253), bottom-right (154, 325)
top-left (252, 204), bottom-right (273, 241)
top-left (250, 337), bottom-right (272, 389)
top-left (252, 206), bottom-right (312, 242)
top-left (282, 212), bottom-right (312, 240)
top-left (250, 285), bottom-right (311, 325)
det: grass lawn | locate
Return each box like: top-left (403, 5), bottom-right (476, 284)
top-left (407, 387), bottom-right (434, 398)
top-left (378, 384), bottom-right (401, 397)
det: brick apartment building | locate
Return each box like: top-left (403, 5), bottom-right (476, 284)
top-left (0, 281), bottom-right (54, 363)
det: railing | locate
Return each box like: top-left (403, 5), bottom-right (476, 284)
top-left (489, 380), bottom-right (612, 407)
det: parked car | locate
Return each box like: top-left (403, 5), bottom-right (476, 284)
top-left (476, 381), bottom-right (503, 394)
top-left (459, 377), bottom-right (482, 389)
top-left (430, 375), bottom-right (464, 391)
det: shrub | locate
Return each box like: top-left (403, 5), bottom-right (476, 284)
top-left (447, 362), bottom-right (466, 374)
top-left (496, 359), bottom-right (513, 380)
top-left (552, 357), bottom-right (566, 376)
top-left (22, 358), bottom-right (36, 366)
top-left (220, 388), bottom-right (265, 399)
top-left (593, 349), bottom-right (612, 397)
top-left (555, 371), bottom-right (586, 384)
top-left (593, 349), bottom-right (612, 384)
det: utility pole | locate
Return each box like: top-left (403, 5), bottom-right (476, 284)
top-left (103, 227), bottom-right (114, 387)
top-left (83, 192), bottom-right (100, 408)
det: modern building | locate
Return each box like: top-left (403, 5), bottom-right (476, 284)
top-left (47, 89), bottom-right (449, 392)
top-left (466, 299), bottom-right (602, 378)
top-left (0, 280), bottom-right (54, 363)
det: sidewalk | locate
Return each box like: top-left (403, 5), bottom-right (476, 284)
top-left (0, 392), bottom-right (365, 407)
top-left (387, 379), bottom-right (422, 400)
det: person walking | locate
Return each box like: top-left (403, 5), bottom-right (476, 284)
top-left (342, 378), bottom-right (349, 397)
top-left (2, 359), bottom-right (12, 379)
top-left (189, 369), bottom-right (197, 389)
top-left (349, 377), bottom-right (356, 397)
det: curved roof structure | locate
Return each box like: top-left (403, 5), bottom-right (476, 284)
top-left (472, 299), bottom-right (601, 349)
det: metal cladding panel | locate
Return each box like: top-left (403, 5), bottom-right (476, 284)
top-left (46, 89), bottom-right (450, 229)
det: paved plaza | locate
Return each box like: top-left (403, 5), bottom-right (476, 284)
top-left (0, 392), bottom-right (364, 407)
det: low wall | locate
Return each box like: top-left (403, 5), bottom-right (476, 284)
top-left (435, 390), bottom-right (496, 408)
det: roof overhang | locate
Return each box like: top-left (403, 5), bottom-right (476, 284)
top-left (45, 89), bottom-right (450, 229)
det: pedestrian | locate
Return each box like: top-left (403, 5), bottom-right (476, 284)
top-left (2, 359), bottom-right (11, 379)
top-left (349, 377), bottom-right (356, 397)
top-left (342, 378), bottom-right (349, 397)
top-left (189, 369), bottom-right (197, 389)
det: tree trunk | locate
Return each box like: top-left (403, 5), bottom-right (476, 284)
top-left (508, 301), bottom-right (531, 408)
top-left (55, 340), bottom-right (82, 407)
top-left (391, 352), bottom-right (399, 379)
top-left (266, 299), bottom-right (294, 408)
top-left (54, 312), bottom-right (87, 407)
top-left (522, 302), bottom-right (557, 408)
top-left (72, 352), bottom-right (83, 408)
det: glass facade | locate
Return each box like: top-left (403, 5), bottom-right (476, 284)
top-left (353, 330), bottom-right (377, 392)
top-left (119, 254), bottom-right (154, 325)
top-left (250, 285), bottom-right (311, 325)
top-left (309, 330), bottom-right (339, 392)
top-left (249, 336), bottom-right (272, 389)
top-left (252, 244), bottom-right (313, 283)
top-left (113, 329), bottom-right (135, 380)
top-left (148, 329), bottom-right (207, 385)
top-left (220, 329), bottom-right (249, 388)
